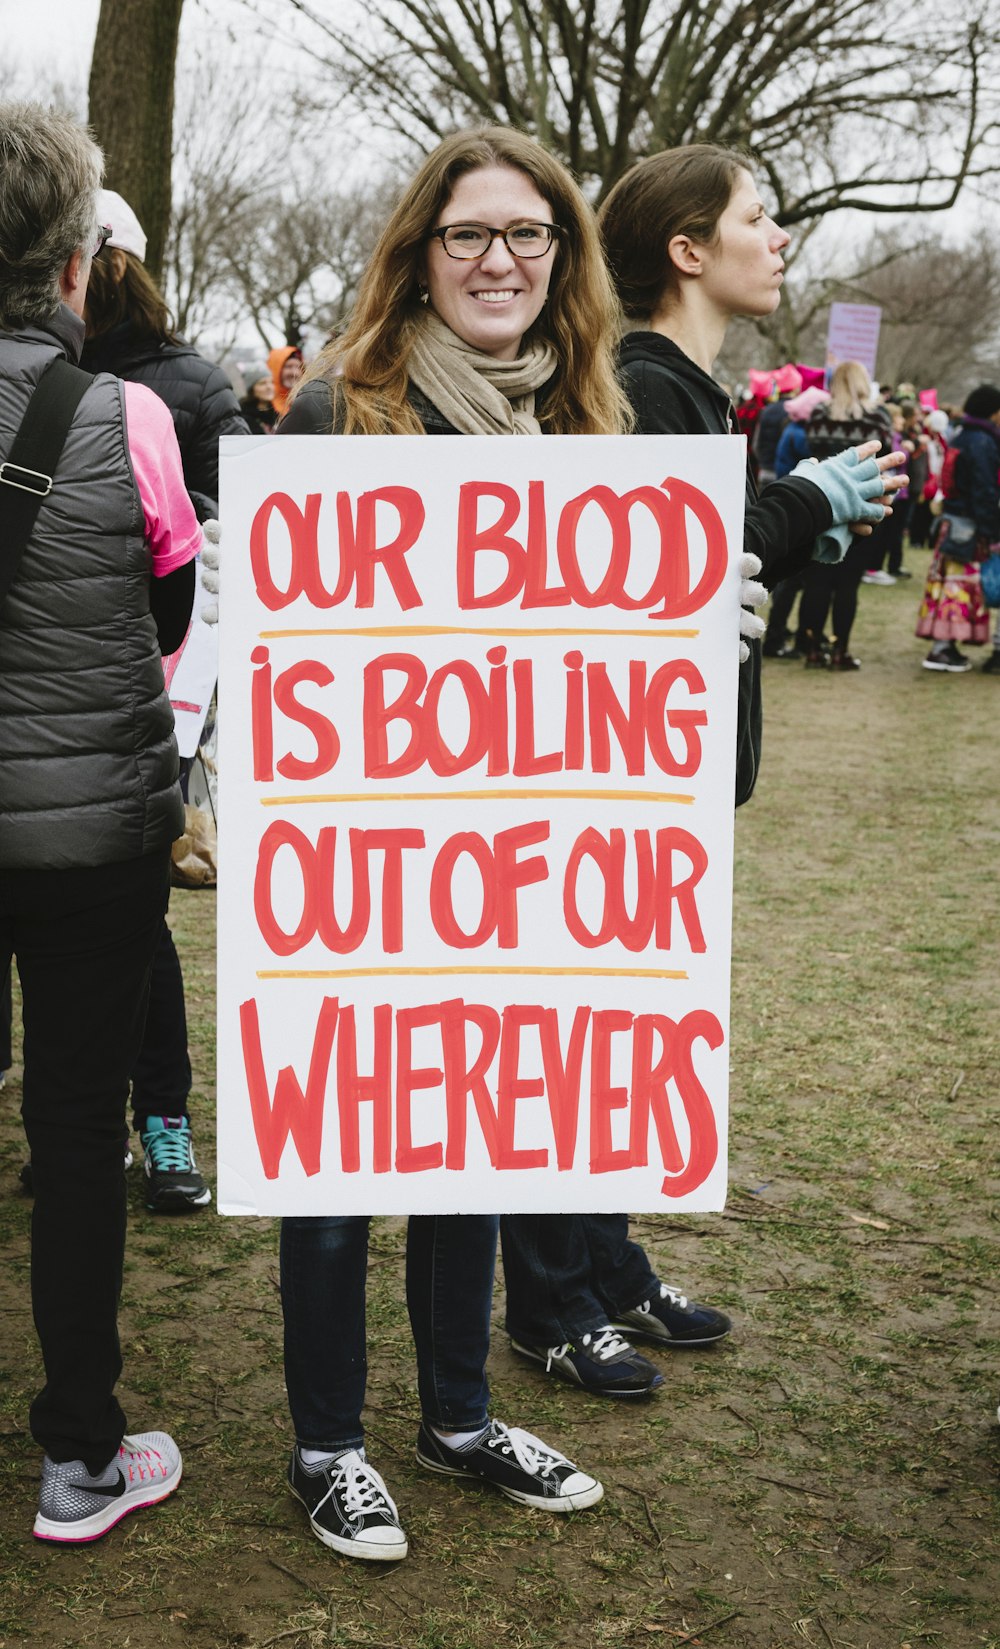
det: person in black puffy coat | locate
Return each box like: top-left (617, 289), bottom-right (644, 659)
top-left (79, 190), bottom-right (247, 1209)
top-left (82, 192), bottom-right (247, 522)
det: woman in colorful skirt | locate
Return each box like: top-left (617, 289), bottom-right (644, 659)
top-left (917, 385), bottom-right (1000, 673)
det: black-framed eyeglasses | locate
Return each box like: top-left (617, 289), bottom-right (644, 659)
top-left (429, 221), bottom-right (562, 260)
top-left (91, 224), bottom-right (112, 258)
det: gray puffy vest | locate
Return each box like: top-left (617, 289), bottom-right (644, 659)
top-left (0, 313), bottom-right (182, 870)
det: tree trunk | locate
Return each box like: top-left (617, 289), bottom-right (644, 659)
top-left (88, 0), bottom-right (185, 283)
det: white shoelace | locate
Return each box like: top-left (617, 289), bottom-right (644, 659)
top-left (637, 1283), bottom-right (688, 1314)
top-left (544, 1325), bottom-right (630, 1370)
top-left (313, 1450), bottom-right (399, 1521)
top-left (486, 1422), bottom-right (565, 1480)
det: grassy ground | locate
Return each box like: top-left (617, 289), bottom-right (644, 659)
top-left (1, 554), bottom-right (998, 1649)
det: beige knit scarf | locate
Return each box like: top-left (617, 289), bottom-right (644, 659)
top-left (407, 309), bottom-right (558, 435)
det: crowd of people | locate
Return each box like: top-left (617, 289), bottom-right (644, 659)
top-left (1, 94), bottom-right (992, 1567)
top-left (752, 369), bottom-right (1000, 673)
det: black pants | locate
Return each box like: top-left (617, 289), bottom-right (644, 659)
top-left (501, 1214), bottom-right (656, 1345)
top-left (0, 961), bottom-right (10, 1070)
top-left (763, 569), bottom-right (807, 652)
top-left (130, 915), bottom-right (192, 1129)
top-left (0, 849), bottom-right (170, 1472)
top-left (3, 914), bottom-right (191, 1125)
top-left (798, 536), bottom-right (871, 653)
top-left (870, 497), bottom-right (911, 575)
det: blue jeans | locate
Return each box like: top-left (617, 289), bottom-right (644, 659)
top-left (500, 1214), bottom-right (657, 1345)
top-left (281, 1213), bottom-right (499, 1452)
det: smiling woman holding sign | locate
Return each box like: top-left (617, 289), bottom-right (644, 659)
top-left (274, 126), bottom-right (633, 1562)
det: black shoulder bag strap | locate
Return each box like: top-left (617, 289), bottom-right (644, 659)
top-left (0, 356), bottom-right (93, 608)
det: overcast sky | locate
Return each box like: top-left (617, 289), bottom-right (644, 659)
top-left (1, 0), bottom-right (101, 82)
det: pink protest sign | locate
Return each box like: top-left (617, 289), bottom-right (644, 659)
top-left (825, 303), bottom-right (882, 381)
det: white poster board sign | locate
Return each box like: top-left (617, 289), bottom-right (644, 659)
top-left (163, 551), bottom-right (219, 758)
top-left (825, 302), bottom-right (882, 382)
top-left (217, 434), bottom-right (745, 1215)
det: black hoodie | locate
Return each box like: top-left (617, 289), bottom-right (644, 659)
top-left (618, 331), bottom-right (832, 805)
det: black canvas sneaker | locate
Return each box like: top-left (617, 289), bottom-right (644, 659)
top-left (510, 1325), bottom-right (663, 1397)
top-left (416, 1419), bottom-right (603, 1511)
top-left (611, 1281), bottom-right (732, 1346)
top-left (288, 1447), bottom-right (407, 1561)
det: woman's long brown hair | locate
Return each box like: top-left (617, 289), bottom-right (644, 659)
top-left (85, 247), bottom-right (178, 343)
top-left (300, 126), bottom-right (631, 435)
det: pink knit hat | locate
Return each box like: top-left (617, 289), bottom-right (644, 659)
top-left (774, 364), bottom-right (803, 396)
top-left (784, 386), bottom-right (831, 422)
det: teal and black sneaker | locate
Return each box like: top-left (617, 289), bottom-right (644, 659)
top-left (139, 1116), bottom-right (211, 1212)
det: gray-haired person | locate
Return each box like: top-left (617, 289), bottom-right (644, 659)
top-left (0, 103), bottom-right (201, 1541)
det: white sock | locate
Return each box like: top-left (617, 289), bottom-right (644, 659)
top-left (299, 1445), bottom-right (358, 1467)
top-left (431, 1423), bottom-right (489, 1450)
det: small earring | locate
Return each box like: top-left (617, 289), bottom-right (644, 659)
top-left (418, 285), bottom-right (429, 305)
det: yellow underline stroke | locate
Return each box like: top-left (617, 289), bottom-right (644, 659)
top-left (260, 788), bottom-right (694, 807)
top-left (258, 625), bottom-right (700, 639)
top-left (257, 965), bottom-right (688, 980)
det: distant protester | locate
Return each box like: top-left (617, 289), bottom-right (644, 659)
top-left (77, 187), bottom-right (248, 1212)
top-left (267, 344), bottom-right (304, 417)
top-left (774, 386), bottom-right (830, 479)
top-left (239, 360), bottom-right (277, 434)
top-left (751, 362), bottom-right (802, 483)
top-left (796, 360), bottom-right (893, 668)
top-left (916, 383), bottom-right (1000, 672)
top-left (765, 385), bottom-right (832, 655)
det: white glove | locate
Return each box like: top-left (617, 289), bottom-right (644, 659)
top-left (739, 551), bottom-right (767, 663)
top-left (201, 519), bottom-right (220, 626)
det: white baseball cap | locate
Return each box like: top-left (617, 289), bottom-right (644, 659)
top-left (96, 189), bottom-right (147, 261)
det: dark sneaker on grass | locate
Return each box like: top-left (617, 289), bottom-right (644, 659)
top-left (416, 1419), bottom-right (603, 1511)
top-left (510, 1326), bottom-right (663, 1397)
top-left (288, 1446), bottom-right (407, 1561)
top-left (140, 1116), bottom-right (211, 1211)
top-left (922, 643), bottom-right (972, 673)
top-left (34, 1431), bottom-right (181, 1543)
top-left (611, 1282), bottom-right (732, 1347)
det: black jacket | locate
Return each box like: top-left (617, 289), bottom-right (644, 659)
top-left (81, 322), bottom-right (248, 520)
top-left (239, 396), bottom-right (279, 436)
top-left (618, 331), bottom-right (831, 806)
top-left (278, 378), bottom-right (462, 436)
top-left (945, 417), bottom-right (1000, 542)
top-left (752, 397), bottom-right (791, 468)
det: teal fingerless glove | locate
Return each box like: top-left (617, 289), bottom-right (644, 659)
top-left (791, 448), bottom-right (886, 563)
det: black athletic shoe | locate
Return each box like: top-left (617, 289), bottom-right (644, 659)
top-left (140, 1117), bottom-right (211, 1211)
top-left (510, 1326), bottom-right (663, 1397)
top-left (288, 1447), bottom-right (407, 1561)
top-left (611, 1282), bottom-right (732, 1347)
top-left (33, 1431), bottom-right (182, 1544)
top-left (922, 643), bottom-right (972, 673)
top-left (416, 1419), bottom-right (603, 1511)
